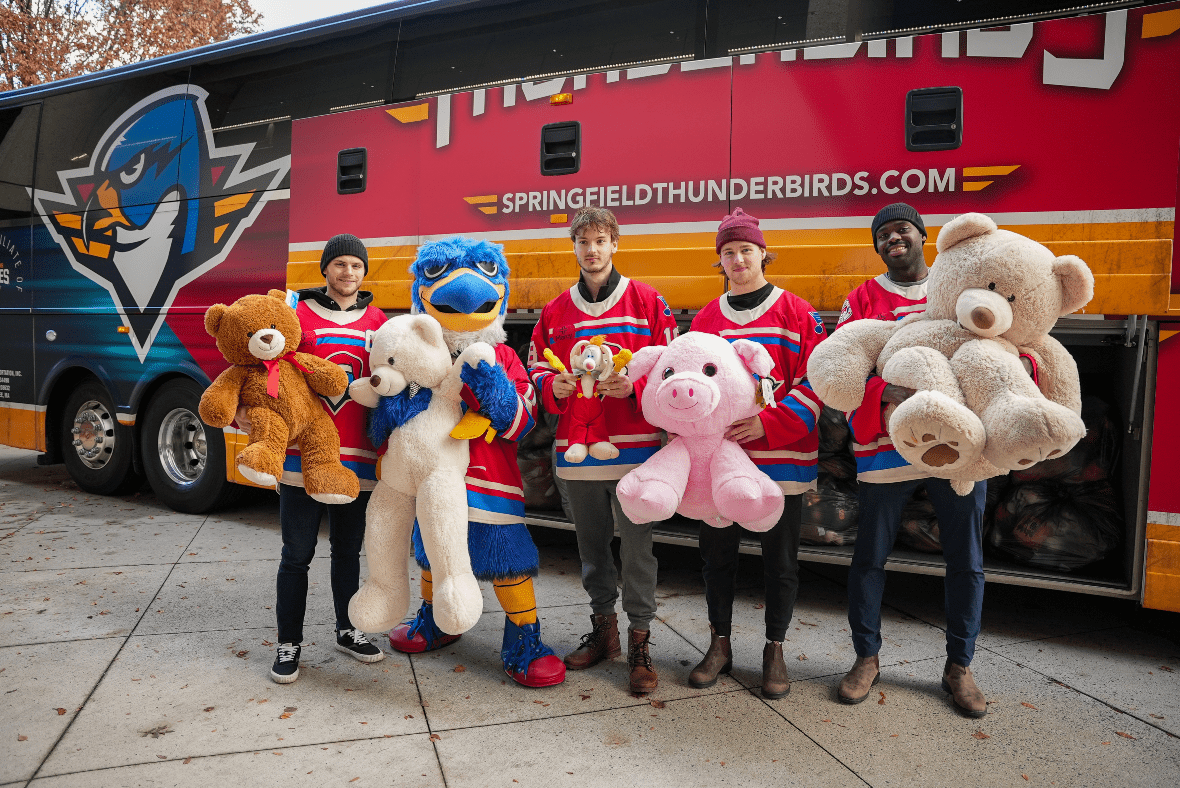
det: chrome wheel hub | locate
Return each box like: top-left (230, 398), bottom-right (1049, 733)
top-left (71, 400), bottom-right (115, 470)
top-left (157, 407), bottom-right (207, 485)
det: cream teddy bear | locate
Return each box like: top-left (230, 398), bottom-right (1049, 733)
top-left (807, 213), bottom-right (1094, 495)
top-left (346, 314), bottom-right (494, 635)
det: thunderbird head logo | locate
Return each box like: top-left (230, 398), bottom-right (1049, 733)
top-left (33, 85), bottom-right (290, 361)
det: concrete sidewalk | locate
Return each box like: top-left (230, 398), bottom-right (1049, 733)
top-left (1, 445), bottom-right (1178, 787)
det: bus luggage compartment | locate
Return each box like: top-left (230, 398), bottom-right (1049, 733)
top-left (521, 317), bottom-right (1154, 599)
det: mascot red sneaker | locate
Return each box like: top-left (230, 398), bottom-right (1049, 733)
top-left (384, 236), bottom-right (565, 688)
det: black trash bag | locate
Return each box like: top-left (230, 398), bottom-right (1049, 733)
top-left (896, 483), bottom-right (942, 553)
top-left (801, 474), bottom-right (859, 545)
top-left (1011, 396), bottom-right (1120, 484)
top-left (988, 479), bottom-right (1123, 571)
top-left (817, 407), bottom-right (857, 480)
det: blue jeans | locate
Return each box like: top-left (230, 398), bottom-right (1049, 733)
top-left (848, 478), bottom-right (986, 666)
top-left (275, 484), bottom-right (370, 644)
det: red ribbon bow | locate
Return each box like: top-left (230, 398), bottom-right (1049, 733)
top-left (260, 353), bottom-right (314, 398)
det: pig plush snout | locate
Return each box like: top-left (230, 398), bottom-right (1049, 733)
top-left (656, 373), bottom-right (718, 416)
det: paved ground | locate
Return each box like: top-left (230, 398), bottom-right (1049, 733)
top-left (1, 445), bottom-right (1179, 787)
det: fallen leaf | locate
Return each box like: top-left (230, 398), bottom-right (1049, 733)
top-left (1150, 714), bottom-right (1165, 720)
top-left (1022, 776), bottom-right (1029, 781)
top-left (878, 691), bottom-right (886, 705)
top-left (141, 725), bottom-right (173, 739)
top-left (1116, 732), bottom-right (1135, 740)
top-left (429, 734), bottom-right (440, 741)
top-left (890, 734), bottom-right (898, 738)
top-left (404, 714), bottom-right (413, 719)
top-left (798, 653), bottom-right (808, 661)
top-left (350, 779), bottom-right (359, 783)
top-left (55, 708), bottom-right (67, 715)
top-left (650, 700), bottom-right (666, 709)
top-left (183, 757), bottom-right (192, 764)
top-left (580, 695), bottom-right (591, 700)
top-left (204, 707), bottom-right (214, 712)
top-left (280, 713), bottom-right (292, 720)
top-left (972, 731), bottom-right (990, 740)
top-left (284, 706), bottom-right (297, 713)
top-left (236, 651), bottom-right (249, 659)
top-left (17, 735), bottom-right (27, 741)
top-left (1021, 702), bottom-right (1039, 710)
top-left (1160, 665), bottom-right (1174, 673)
top-left (821, 719), bottom-right (831, 723)
top-left (453, 665), bottom-right (466, 673)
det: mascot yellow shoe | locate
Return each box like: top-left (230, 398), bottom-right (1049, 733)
top-left (385, 237), bottom-right (565, 688)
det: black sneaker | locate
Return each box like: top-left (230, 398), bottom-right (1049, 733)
top-left (335, 628), bottom-right (386, 663)
top-left (271, 643), bottom-right (301, 684)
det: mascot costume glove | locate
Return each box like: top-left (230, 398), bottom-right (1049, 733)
top-left (385, 236), bottom-right (566, 689)
top-left (806, 212), bottom-right (1094, 495)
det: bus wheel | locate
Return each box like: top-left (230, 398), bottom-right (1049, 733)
top-left (140, 378), bottom-right (240, 513)
top-left (60, 380), bottom-right (143, 496)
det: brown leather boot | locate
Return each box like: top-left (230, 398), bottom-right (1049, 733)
top-left (564, 613), bottom-right (621, 670)
top-left (942, 658), bottom-right (987, 717)
top-left (761, 641), bottom-right (791, 699)
top-left (837, 655), bottom-right (880, 704)
top-left (688, 626), bottom-right (732, 689)
top-left (627, 629), bottom-right (658, 694)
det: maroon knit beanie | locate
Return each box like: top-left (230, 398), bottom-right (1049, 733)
top-left (715, 207), bottom-right (766, 255)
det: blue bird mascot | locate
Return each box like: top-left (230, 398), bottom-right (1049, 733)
top-left (375, 237), bottom-right (565, 688)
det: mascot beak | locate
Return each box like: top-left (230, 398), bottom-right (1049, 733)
top-left (419, 269), bottom-right (506, 332)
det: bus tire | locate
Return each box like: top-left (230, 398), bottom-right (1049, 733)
top-left (60, 379), bottom-right (143, 496)
top-left (140, 378), bottom-right (240, 513)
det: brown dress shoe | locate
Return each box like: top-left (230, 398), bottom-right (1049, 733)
top-left (564, 613), bottom-right (621, 670)
top-left (762, 641), bottom-right (791, 699)
top-left (837, 655), bottom-right (880, 704)
top-left (688, 626), bottom-right (732, 689)
top-left (942, 659), bottom-right (987, 717)
top-left (627, 629), bottom-right (658, 694)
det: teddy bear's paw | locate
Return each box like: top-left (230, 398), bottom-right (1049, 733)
top-left (588, 441), bottom-right (619, 461)
top-left (303, 462), bottom-right (360, 502)
top-left (458, 341), bottom-right (497, 368)
top-left (348, 582), bottom-right (408, 633)
top-left (433, 575), bottom-right (483, 635)
top-left (949, 479), bottom-right (977, 496)
top-left (889, 391), bottom-right (985, 473)
top-left (715, 475), bottom-right (783, 529)
top-left (983, 399), bottom-right (1085, 471)
top-left (617, 473), bottom-right (679, 523)
top-left (563, 443), bottom-right (589, 463)
top-left (236, 463), bottom-right (278, 490)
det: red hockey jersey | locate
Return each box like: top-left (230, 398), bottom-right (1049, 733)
top-left (691, 288), bottom-right (825, 494)
top-left (461, 343), bottom-right (536, 524)
top-left (837, 272), bottom-right (929, 484)
top-left (281, 297), bottom-right (387, 491)
top-left (528, 274), bottom-right (678, 481)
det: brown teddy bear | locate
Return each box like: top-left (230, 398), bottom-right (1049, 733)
top-left (198, 289), bottom-right (360, 504)
top-left (807, 213), bottom-right (1094, 495)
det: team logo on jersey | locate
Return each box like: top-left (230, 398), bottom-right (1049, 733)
top-left (33, 85), bottom-right (290, 361)
top-left (808, 311), bottom-right (825, 335)
top-left (323, 350), bottom-right (363, 414)
top-left (838, 300), bottom-right (853, 325)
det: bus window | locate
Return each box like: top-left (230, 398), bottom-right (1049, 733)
top-left (189, 25), bottom-right (398, 197)
top-left (391, 0), bottom-right (699, 100)
top-left (705, 0), bottom-right (811, 57)
top-left (0, 104), bottom-right (39, 221)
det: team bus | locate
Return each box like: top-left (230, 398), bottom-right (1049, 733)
top-left (1, 0), bottom-right (1178, 611)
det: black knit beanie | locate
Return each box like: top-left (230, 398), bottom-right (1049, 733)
top-left (320, 233), bottom-right (369, 275)
top-left (870, 203), bottom-right (926, 244)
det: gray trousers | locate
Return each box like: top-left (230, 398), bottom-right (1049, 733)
top-left (563, 477), bottom-right (657, 631)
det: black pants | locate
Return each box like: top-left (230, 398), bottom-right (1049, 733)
top-left (275, 484), bottom-right (371, 644)
top-left (699, 493), bottom-right (803, 642)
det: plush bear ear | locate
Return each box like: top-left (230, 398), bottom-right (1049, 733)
top-left (625, 345), bottom-right (664, 381)
top-left (936, 212), bottom-right (997, 254)
top-left (411, 314), bottom-right (444, 348)
top-left (1053, 254), bottom-right (1095, 315)
top-left (732, 339), bottom-right (774, 378)
top-left (204, 304), bottom-right (227, 338)
top-left (267, 289), bottom-right (287, 301)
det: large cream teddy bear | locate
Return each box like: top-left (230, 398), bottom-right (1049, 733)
top-left (346, 314), bottom-right (495, 635)
top-left (807, 212), bottom-right (1094, 495)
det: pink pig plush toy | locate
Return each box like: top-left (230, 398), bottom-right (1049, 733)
top-left (615, 332), bottom-right (785, 532)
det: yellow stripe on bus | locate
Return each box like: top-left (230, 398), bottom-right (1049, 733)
top-left (0, 405), bottom-right (46, 452)
top-left (289, 222), bottom-right (1173, 314)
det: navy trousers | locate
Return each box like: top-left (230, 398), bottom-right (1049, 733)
top-left (275, 484), bottom-right (371, 644)
top-left (848, 478), bottom-right (986, 666)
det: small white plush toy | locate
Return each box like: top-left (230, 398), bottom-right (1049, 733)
top-left (346, 314), bottom-right (494, 635)
top-left (557, 335), bottom-right (632, 463)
